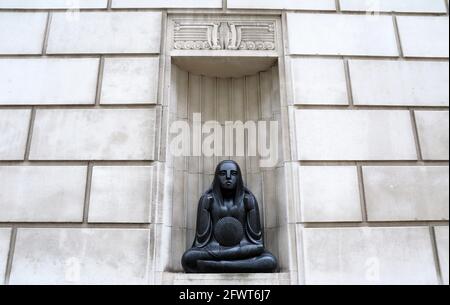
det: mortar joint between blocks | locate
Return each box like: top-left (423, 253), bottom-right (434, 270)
top-left (356, 163), bottom-right (369, 223)
top-left (82, 162), bottom-right (94, 224)
top-left (24, 107), bottom-right (36, 161)
top-left (4, 227), bottom-right (17, 285)
top-left (430, 226), bottom-right (444, 285)
top-left (41, 12), bottom-right (52, 55)
top-left (95, 56), bottom-right (105, 106)
top-left (410, 110), bottom-right (424, 161)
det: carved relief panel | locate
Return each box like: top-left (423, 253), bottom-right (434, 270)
top-left (169, 16), bottom-right (280, 53)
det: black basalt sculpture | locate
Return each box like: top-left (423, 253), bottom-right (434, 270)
top-left (182, 160), bottom-right (278, 273)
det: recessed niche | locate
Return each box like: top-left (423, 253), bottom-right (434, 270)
top-left (165, 56), bottom-right (289, 273)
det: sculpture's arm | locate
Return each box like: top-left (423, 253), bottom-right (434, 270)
top-left (244, 193), bottom-right (263, 244)
top-left (194, 194), bottom-right (213, 248)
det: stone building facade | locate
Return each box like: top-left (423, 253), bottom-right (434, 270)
top-left (0, 0), bottom-right (448, 285)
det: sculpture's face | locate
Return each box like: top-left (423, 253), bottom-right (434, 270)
top-left (217, 162), bottom-right (239, 191)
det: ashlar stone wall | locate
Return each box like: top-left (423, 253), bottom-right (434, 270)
top-left (0, 0), bottom-right (448, 285)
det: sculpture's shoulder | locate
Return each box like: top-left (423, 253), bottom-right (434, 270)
top-left (199, 190), bottom-right (214, 209)
top-left (243, 189), bottom-right (259, 210)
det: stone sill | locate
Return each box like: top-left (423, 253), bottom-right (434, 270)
top-left (162, 272), bottom-right (291, 285)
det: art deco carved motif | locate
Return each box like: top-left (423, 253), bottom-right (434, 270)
top-left (173, 20), bottom-right (276, 51)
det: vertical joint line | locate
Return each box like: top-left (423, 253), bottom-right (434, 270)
top-left (42, 12), bottom-right (52, 55)
top-left (243, 76), bottom-right (249, 183)
top-left (157, 12), bottom-right (168, 107)
top-left (107, 0), bottom-right (113, 10)
top-left (410, 110), bottom-right (424, 161)
top-left (344, 58), bottom-right (354, 107)
top-left (335, 0), bottom-right (341, 12)
top-left (430, 226), bottom-right (444, 285)
top-left (4, 227), bottom-right (17, 285)
top-left (223, 0), bottom-right (227, 12)
top-left (214, 77), bottom-right (219, 166)
top-left (257, 71), bottom-right (262, 121)
top-left (95, 56), bottom-right (105, 106)
top-left (228, 78), bottom-right (233, 159)
top-left (24, 108), bottom-right (36, 161)
top-left (357, 164), bottom-right (369, 223)
top-left (393, 16), bottom-right (404, 58)
top-left (83, 162), bottom-right (94, 224)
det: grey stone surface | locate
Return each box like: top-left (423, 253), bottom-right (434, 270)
top-left (164, 272), bottom-right (291, 285)
top-left (88, 166), bottom-right (155, 223)
top-left (0, 12), bottom-right (47, 54)
top-left (295, 110), bottom-right (417, 161)
top-left (291, 58), bottom-right (348, 105)
top-left (0, 166), bottom-right (87, 222)
top-left (112, 0), bottom-right (222, 8)
top-left (228, 0), bottom-right (335, 10)
top-left (0, 110), bottom-right (31, 160)
top-left (298, 166), bottom-right (362, 222)
top-left (287, 13), bottom-right (398, 56)
top-left (0, 229), bottom-right (11, 285)
top-left (434, 226), bottom-right (449, 285)
top-left (303, 227), bottom-right (438, 285)
top-left (397, 16), bottom-right (449, 58)
top-left (10, 228), bottom-right (151, 285)
top-left (29, 109), bottom-right (157, 160)
top-left (0, 58), bottom-right (99, 105)
top-left (415, 111), bottom-right (449, 160)
top-left (363, 166), bottom-right (449, 221)
top-left (47, 12), bottom-right (162, 54)
top-left (0, 0), bottom-right (107, 8)
top-left (340, 0), bottom-right (447, 13)
top-left (101, 57), bottom-right (159, 104)
top-left (349, 60), bottom-right (449, 107)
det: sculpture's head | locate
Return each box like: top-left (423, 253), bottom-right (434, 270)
top-left (212, 160), bottom-right (245, 202)
top-left (217, 160), bottom-right (239, 190)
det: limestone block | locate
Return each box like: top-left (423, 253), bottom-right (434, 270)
top-left (303, 227), bottom-right (438, 284)
top-left (47, 12), bottom-right (162, 54)
top-left (340, 0), bottom-right (447, 13)
top-left (349, 60), bottom-right (449, 107)
top-left (363, 166), bottom-right (449, 221)
top-left (287, 13), bottom-right (398, 56)
top-left (415, 111), bottom-right (449, 160)
top-left (10, 228), bottom-right (151, 285)
top-left (88, 166), bottom-right (155, 223)
top-left (112, 0), bottom-right (221, 8)
top-left (101, 57), bottom-right (160, 104)
top-left (0, 166), bottom-right (87, 222)
top-left (291, 58), bottom-right (348, 105)
top-left (228, 0), bottom-right (335, 10)
top-left (29, 109), bottom-right (157, 160)
top-left (164, 272), bottom-right (291, 285)
top-left (0, 110), bottom-right (31, 160)
top-left (0, 58), bottom-right (99, 105)
top-left (397, 16), bottom-right (449, 58)
top-left (0, 12), bottom-right (47, 54)
top-left (434, 226), bottom-right (449, 285)
top-left (0, 0), bottom-right (107, 9)
top-left (299, 166), bottom-right (362, 222)
top-left (295, 110), bottom-right (417, 160)
top-left (0, 229), bottom-right (11, 285)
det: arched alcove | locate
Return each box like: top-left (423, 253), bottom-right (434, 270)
top-left (163, 56), bottom-right (290, 278)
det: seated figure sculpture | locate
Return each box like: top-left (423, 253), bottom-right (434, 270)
top-left (182, 160), bottom-right (278, 273)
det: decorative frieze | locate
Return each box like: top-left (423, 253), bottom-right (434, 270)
top-left (172, 18), bottom-right (277, 51)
